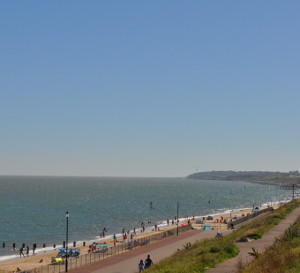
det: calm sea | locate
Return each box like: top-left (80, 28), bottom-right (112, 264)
top-left (0, 175), bottom-right (290, 261)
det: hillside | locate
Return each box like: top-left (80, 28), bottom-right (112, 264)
top-left (187, 170), bottom-right (300, 185)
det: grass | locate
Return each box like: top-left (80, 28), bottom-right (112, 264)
top-left (145, 236), bottom-right (239, 273)
top-left (238, 201), bottom-right (300, 273)
top-left (145, 200), bottom-right (300, 273)
top-left (226, 199), bottom-right (300, 244)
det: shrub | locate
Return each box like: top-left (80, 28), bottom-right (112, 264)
top-left (237, 236), bottom-right (248, 242)
top-left (224, 246), bottom-right (235, 254)
top-left (247, 233), bottom-right (261, 240)
top-left (209, 247), bottom-right (220, 253)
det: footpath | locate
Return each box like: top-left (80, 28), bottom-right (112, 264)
top-left (69, 206), bottom-right (300, 273)
top-left (207, 206), bottom-right (300, 273)
top-left (69, 228), bottom-right (229, 273)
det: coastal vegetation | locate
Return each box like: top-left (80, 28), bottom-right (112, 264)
top-left (145, 200), bottom-right (300, 273)
top-left (187, 170), bottom-right (300, 185)
top-left (226, 199), bottom-right (300, 243)
top-left (145, 236), bottom-right (239, 273)
top-left (238, 207), bottom-right (300, 272)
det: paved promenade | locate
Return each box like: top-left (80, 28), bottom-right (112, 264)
top-left (69, 228), bottom-right (230, 273)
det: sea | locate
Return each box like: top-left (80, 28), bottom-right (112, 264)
top-left (0, 175), bottom-right (291, 262)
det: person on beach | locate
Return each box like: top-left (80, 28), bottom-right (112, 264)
top-left (26, 245), bottom-right (29, 256)
top-left (102, 227), bottom-right (107, 238)
top-left (144, 254), bottom-right (153, 269)
top-left (113, 234), bottom-right (117, 245)
top-left (19, 247), bottom-right (25, 258)
top-left (138, 259), bottom-right (144, 272)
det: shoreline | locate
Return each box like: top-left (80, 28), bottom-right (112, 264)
top-left (0, 201), bottom-right (285, 273)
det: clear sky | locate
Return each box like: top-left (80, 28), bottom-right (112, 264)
top-left (1, 1), bottom-right (300, 177)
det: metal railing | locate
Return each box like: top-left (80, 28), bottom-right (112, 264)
top-left (28, 224), bottom-right (191, 273)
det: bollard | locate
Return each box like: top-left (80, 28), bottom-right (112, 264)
top-left (73, 241), bottom-right (76, 247)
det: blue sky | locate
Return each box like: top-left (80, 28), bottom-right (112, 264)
top-left (1, 1), bottom-right (300, 177)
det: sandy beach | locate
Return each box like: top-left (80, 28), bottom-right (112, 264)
top-left (0, 204), bottom-right (280, 273)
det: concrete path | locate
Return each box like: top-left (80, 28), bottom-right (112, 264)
top-left (69, 228), bottom-right (231, 273)
top-left (207, 206), bottom-right (300, 273)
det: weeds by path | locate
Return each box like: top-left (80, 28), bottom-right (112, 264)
top-left (238, 207), bottom-right (300, 273)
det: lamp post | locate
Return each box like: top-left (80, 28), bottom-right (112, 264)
top-left (65, 211), bottom-right (69, 272)
top-left (176, 202), bottom-right (179, 236)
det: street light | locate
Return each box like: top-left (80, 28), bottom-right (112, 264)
top-left (176, 202), bottom-right (179, 236)
top-left (65, 211), bottom-right (69, 272)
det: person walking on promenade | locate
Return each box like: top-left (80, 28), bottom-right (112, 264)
top-left (138, 259), bottom-right (144, 272)
top-left (144, 254), bottom-right (153, 269)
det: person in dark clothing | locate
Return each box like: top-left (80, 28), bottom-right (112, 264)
top-left (144, 254), bottom-right (153, 269)
top-left (138, 259), bottom-right (144, 272)
top-left (19, 247), bottom-right (25, 258)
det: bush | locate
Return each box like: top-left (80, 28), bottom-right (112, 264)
top-left (237, 236), bottom-right (249, 242)
top-left (210, 247), bottom-right (220, 253)
top-left (224, 246), bottom-right (235, 254)
top-left (247, 233), bottom-right (261, 240)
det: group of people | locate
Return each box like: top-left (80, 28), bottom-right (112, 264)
top-left (100, 227), bottom-right (108, 238)
top-left (19, 246), bottom-right (30, 258)
top-left (138, 254), bottom-right (153, 272)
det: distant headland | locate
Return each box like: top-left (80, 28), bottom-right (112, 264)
top-left (187, 170), bottom-right (300, 185)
